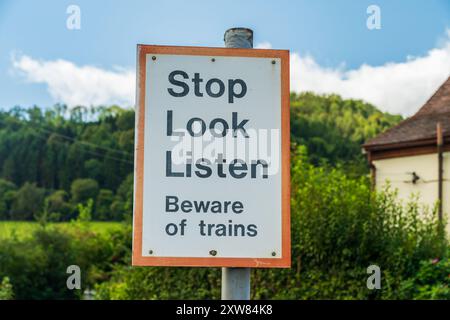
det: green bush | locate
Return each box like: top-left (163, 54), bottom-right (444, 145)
top-left (0, 179), bottom-right (16, 220)
top-left (0, 223), bottom-right (130, 299)
top-left (10, 182), bottom-right (45, 220)
top-left (0, 277), bottom-right (13, 300)
top-left (284, 147), bottom-right (446, 299)
top-left (45, 190), bottom-right (73, 221)
top-left (96, 189), bottom-right (114, 221)
top-left (0, 226), bottom-right (79, 299)
top-left (95, 147), bottom-right (447, 300)
top-left (95, 267), bottom-right (220, 300)
top-left (70, 179), bottom-right (99, 205)
top-left (0, 147), bottom-right (446, 299)
top-left (398, 253), bottom-right (450, 299)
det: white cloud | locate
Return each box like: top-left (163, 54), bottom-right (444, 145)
top-left (290, 29), bottom-right (450, 116)
top-left (11, 30), bottom-right (450, 115)
top-left (12, 54), bottom-right (135, 107)
top-left (255, 42), bottom-right (273, 49)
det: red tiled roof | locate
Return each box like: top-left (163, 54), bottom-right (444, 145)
top-left (364, 76), bottom-right (450, 150)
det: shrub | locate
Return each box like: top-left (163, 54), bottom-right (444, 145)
top-left (95, 267), bottom-right (220, 300)
top-left (279, 147), bottom-right (446, 299)
top-left (0, 223), bottom-right (130, 299)
top-left (70, 179), bottom-right (99, 204)
top-left (0, 179), bottom-right (16, 220)
top-left (1, 147), bottom-right (446, 299)
top-left (45, 190), bottom-right (73, 221)
top-left (0, 226), bottom-right (79, 299)
top-left (0, 277), bottom-right (13, 300)
top-left (398, 253), bottom-right (450, 299)
top-left (95, 147), bottom-right (447, 300)
top-left (10, 182), bottom-right (45, 220)
top-left (96, 189), bottom-right (114, 221)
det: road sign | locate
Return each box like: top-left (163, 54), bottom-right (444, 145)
top-left (133, 45), bottom-right (290, 267)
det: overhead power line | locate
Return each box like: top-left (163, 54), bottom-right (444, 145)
top-left (28, 129), bottom-right (134, 165)
top-left (0, 117), bottom-right (134, 165)
top-left (36, 126), bottom-right (133, 157)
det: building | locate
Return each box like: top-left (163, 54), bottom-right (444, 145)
top-left (363, 76), bottom-right (450, 233)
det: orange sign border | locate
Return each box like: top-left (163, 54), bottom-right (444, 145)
top-left (132, 44), bottom-right (291, 268)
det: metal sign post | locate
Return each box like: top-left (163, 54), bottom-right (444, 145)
top-left (221, 27), bottom-right (253, 300)
top-left (221, 267), bottom-right (250, 300)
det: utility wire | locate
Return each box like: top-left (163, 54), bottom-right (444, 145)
top-left (29, 130), bottom-right (134, 165)
top-left (0, 117), bottom-right (134, 165)
top-left (36, 126), bottom-right (133, 157)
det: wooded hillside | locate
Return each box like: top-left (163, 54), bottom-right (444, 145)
top-left (0, 93), bottom-right (401, 221)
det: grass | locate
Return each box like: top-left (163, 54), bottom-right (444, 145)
top-left (0, 221), bottom-right (123, 240)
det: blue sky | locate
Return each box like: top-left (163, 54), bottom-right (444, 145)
top-left (0, 0), bottom-right (449, 115)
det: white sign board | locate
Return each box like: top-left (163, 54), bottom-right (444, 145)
top-left (133, 45), bottom-right (290, 267)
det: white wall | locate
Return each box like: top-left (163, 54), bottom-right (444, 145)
top-left (373, 152), bottom-right (450, 234)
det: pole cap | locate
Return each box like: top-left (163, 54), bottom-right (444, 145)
top-left (224, 28), bottom-right (253, 48)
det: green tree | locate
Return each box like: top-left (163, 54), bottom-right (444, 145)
top-left (290, 92), bottom-right (402, 174)
top-left (45, 190), bottom-right (73, 221)
top-left (111, 173), bottom-right (133, 221)
top-left (0, 179), bottom-right (16, 219)
top-left (96, 189), bottom-right (114, 220)
top-left (0, 95), bottom-right (402, 221)
top-left (70, 178), bottom-right (99, 204)
top-left (10, 182), bottom-right (45, 220)
top-left (84, 159), bottom-right (103, 183)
